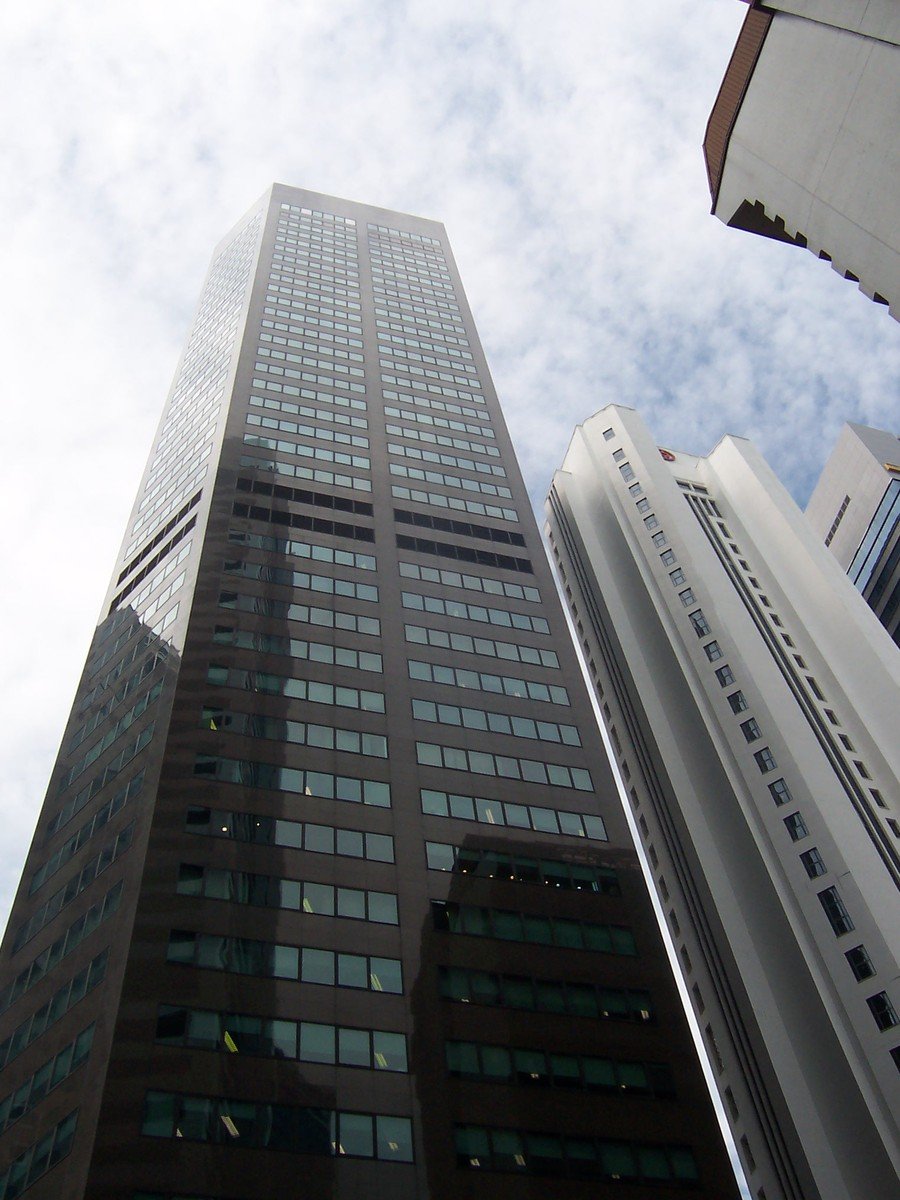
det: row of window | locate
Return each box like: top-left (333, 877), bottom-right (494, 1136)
top-left (0, 951), bottom-right (107, 1072)
top-left (260, 317), bottom-right (363, 351)
top-left (409, 659), bottom-right (567, 705)
top-left (231, 500), bottom-right (375, 545)
top-left (379, 341), bottom-right (476, 375)
top-left (433, 901), bottom-right (636, 955)
top-left (240, 451), bottom-right (371, 493)
top-left (207, 665), bottom-right (385, 714)
top-left (77, 635), bottom-right (156, 715)
top-left (244, 430), bottom-right (370, 472)
top-left (258, 330), bottom-right (364, 367)
top-left (401, 590), bottom-right (549, 632)
top-left (389, 459), bottom-right (512, 499)
top-left (382, 387), bottom-right (482, 423)
top-left (416, 741), bottom-right (593, 792)
top-left (395, 507), bottom-right (523, 546)
top-left (253, 357), bottom-right (366, 395)
top-left (155, 1004), bottom-right (407, 1072)
top-left (186, 803), bottom-right (392, 861)
top-left (201, 708), bottom-right (388, 765)
top-left (398, 559), bottom-right (539, 602)
top-left (13, 823), bottom-right (134, 952)
top-left (192, 758), bottom-right (392, 811)
top-left (218, 588), bottom-right (380, 635)
top-left (248, 384), bottom-right (366, 416)
top-left (224, 557), bottom-right (378, 603)
top-left (0, 1024), bottom-right (93, 1138)
top-left (425, 842), bottom-right (619, 890)
top-left (391, 484), bottom-right (517, 523)
top-left (396, 534), bottom-right (532, 574)
top-left (167, 931), bottom-right (403, 995)
top-left (112, 516), bottom-right (196, 608)
top-left (421, 788), bottom-right (606, 840)
top-left (440, 967), bottom-right (652, 1022)
top-left (376, 305), bottom-right (465, 340)
top-left (227, 529), bottom-right (375, 571)
top-left (386, 420), bottom-right (499, 458)
top-left (0, 882), bottom-right (122, 1015)
top-left (34, 773), bottom-right (144, 890)
top-left (211, 626), bottom-right (383, 673)
top-left (0, 1109), bottom-right (78, 1200)
top-left (262, 298), bottom-right (362, 335)
top-left (263, 283), bottom-right (361, 314)
top-left (384, 403), bottom-right (489, 439)
top-left (142, 1091), bottom-right (413, 1163)
top-left (412, 699), bottom-right (580, 746)
top-left (446, 1039), bottom-right (673, 1097)
top-left (246, 407), bottom-right (368, 446)
top-left (406, 623), bottom-right (559, 668)
top-left (454, 1125), bottom-right (697, 1184)
top-left (388, 437), bottom-right (507, 478)
top-left (234, 474), bottom-right (372, 516)
top-left (176, 864), bottom-right (398, 925)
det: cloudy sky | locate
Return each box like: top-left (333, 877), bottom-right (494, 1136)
top-left (1, 1), bottom-right (897, 947)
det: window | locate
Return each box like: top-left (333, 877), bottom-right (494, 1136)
top-left (619, 463), bottom-right (635, 482)
top-left (727, 691), bottom-right (747, 714)
top-left (818, 886), bottom-right (854, 935)
top-left (628, 482), bottom-right (643, 499)
top-left (741, 718), bottom-right (761, 743)
top-left (783, 812), bottom-right (808, 841)
top-left (644, 514), bottom-right (660, 531)
top-left (799, 848), bottom-right (826, 878)
top-left (715, 665), bottom-right (735, 687)
top-left (679, 588), bottom-right (695, 607)
top-left (754, 747), bottom-right (777, 773)
top-left (768, 778), bottom-right (792, 806)
top-left (689, 610), bottom-right (711, 637)
top-left (602, 428), bottom-right (615, 441)
top-left (806, 676), bottom-right (824, 701)
top-left (636, 498), bottom-right (650, 514)
top-left (867, 992), bottom-right (899, 1031)
top-left (703, 641), bottom-right (723, 662)
top-left (845, 945), bottom-right (875, 982)
top-left (669, 568), bottom-right (685, 586)
top-left (660, 549), bottom-right (676, 566)
top-left (612, 449), bottom-right (626, 462)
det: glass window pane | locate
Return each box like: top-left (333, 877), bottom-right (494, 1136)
top-left (299, 1022), bottom-right (335, 1064)
top-left (376, 1115), bottom-right (413, 1162)
top-left (337, 954), bottom-right (368, 989)
top-left (369, 957), bottom-right (402, 994)
top-left (302, 948), bottom-right (334, 985)
top-left (372, 1031), bottom-right (407, 1072)
top-left (338, 1112), bottom-right (374, 1158)
top-left (338, 1027), bottom-right (370, 1066)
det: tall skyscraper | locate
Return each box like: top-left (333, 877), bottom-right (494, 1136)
top-left (704, 1), bottom-right (899, 318)
top-left (806, 421), bottom-right (900, 646)
top-left (546, 404), bottom-right (900, 1200)
top-left (0, 188), bottom-right (737, 1200)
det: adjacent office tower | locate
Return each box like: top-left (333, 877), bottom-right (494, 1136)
top-left (0, 188), bottom-right (737, 1200)
top-left (806, 422), bottom-right (900, 646)
top-left (704, 1), bottom-right (899, 318)
top-left (546, 405), bottom-right (900, 1200)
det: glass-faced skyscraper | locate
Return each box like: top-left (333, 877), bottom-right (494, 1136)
top-left (0, 186), bottom-right (738, 1200)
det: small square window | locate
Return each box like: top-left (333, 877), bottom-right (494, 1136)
top-left (754, 747), bottom-right (777, 773)
top-left (602, 427), bottom-right (615, 441)
top-left (636, 497), bottom-right (650, 513)
top-left (669, 568), bottom-right (686, 586)
top-left (715, 664), bottom-right (735, 687)
top-left (651, 531), bottom-right (668, 548)
top-left (690, 610), bottom-right (711, 637)
top-left (660, 549), bottom-right (676, 566)
top-left (845, 945), bottom-right (875, 981)
top-left (620, 463), bottom-right (635, 482)
top-left (645, 514), bottom-right (660, 531)
top-left (679, 588), bottom-right (696, 607)
top-left (818, 886), bottom-right (854, 935)
top-left (741, 718), bottom-right (761, 743)
top-left (768, 778), bottom-right (792, 806)
top-left (613, 449), bottom-right (626, 462)
top-left (867, 991), bottom-right (899, 1031)
top-left (704, 641), bottom-right (723, 662)
top-left (783, 812), bottom-right (808, 841)
top-left (727, 691), bottom-right (748, 713)
top-left (870, 789), bottom-right (887, 809)
top-left (799, 848), bottom-right (826, 877)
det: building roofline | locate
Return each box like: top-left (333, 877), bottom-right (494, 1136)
top-left (703, 3), bottom-right (774, 211)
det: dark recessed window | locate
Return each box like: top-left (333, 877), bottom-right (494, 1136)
top-left (741, 718), bottom-right (761, 743)
top-left (845, 945), bottom-right (875, 982)
top-left (783, 812), bottom-right (808, 841)
top-left (754, 747), bottom-right (777, 773)
top-left (727, 691), bottom-right (748, 714)
top-left (867, 992), bottom-right (899, 1031)
top-left (818, 886), bottom-right (854, 935)
top-left (704, 641), bottom-right (723, 662)
top-left (715, 664), bottom-right (735, 687)
top-left (799, 848), bottom-right (826, 878)
top-left (768, 778), bottom-right (792, 806)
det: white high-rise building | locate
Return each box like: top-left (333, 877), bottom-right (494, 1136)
top-left (545, 404), bottom-right (900, 1200)
top-left (806, 421), bottom-right (900, 646)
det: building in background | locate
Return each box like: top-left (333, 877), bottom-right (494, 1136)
top-left (0, 188), bottom-right (738, 1199)
top-left (704, 1), bottom-right (900, 318)
top-left (546, 404), bottom-right (900, 1200)
top-left (806, 421), bottom-right (900, 646)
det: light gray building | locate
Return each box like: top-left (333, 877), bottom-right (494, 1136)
top-left (546, 404), bottom-right (900, 1200)
top-left (704, 1), bottom-right (900, 317)
top-left (806, 421), bottom-right (900, 646)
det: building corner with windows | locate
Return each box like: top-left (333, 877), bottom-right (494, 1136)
top-left (545, 404), bottom-right (900, 1200)
top-left (806, 421), bottom-right (900, 647)
top-left (0, 188), bottom-right (739, 1199)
